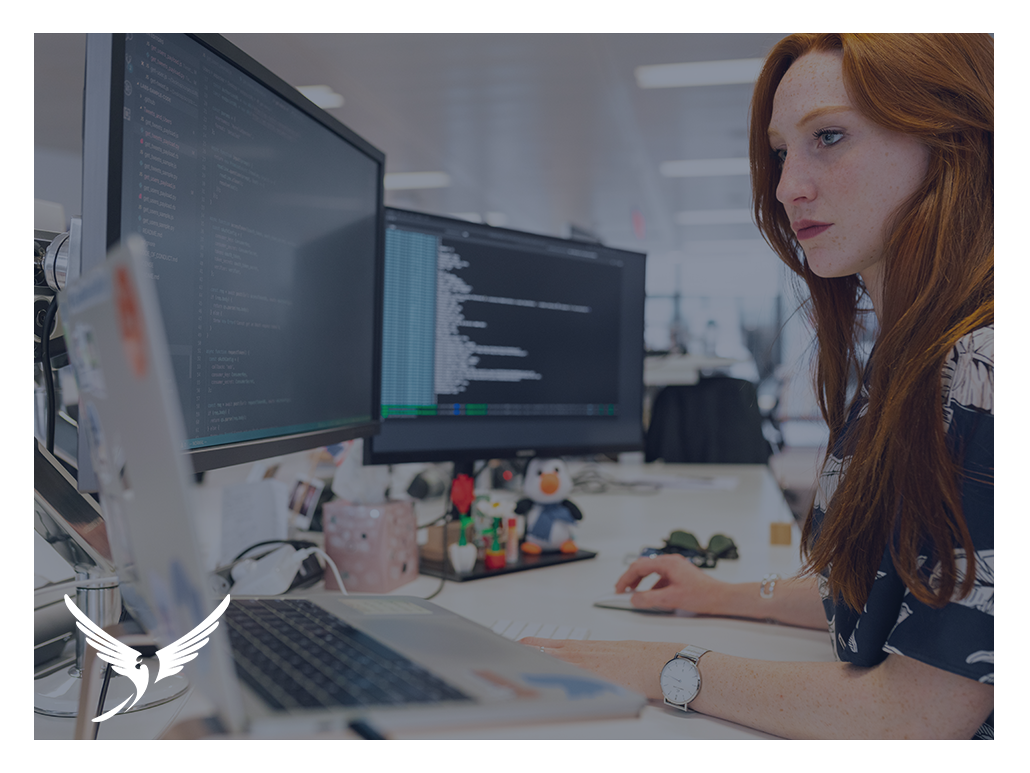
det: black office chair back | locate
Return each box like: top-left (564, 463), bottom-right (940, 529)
top-left (645, 376), bottom-right (773, 464)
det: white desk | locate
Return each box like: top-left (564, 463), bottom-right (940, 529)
top-left (387, 462), bottom-right (835, 739)
top-left (36, 461), bottom-right (834, 739)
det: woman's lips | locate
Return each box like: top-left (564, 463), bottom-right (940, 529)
top-left (793, 220), bottom-right (831, 240)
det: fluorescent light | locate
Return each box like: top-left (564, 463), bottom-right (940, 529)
top-left (660, 158), bottom-right (750, 178)
top-left (384, 172), bottom-right (451, 190)
top-left (448, 211), bottom-right (508, 226)
top-left (296, 85), bottom-right (345, 109)
top-left (635, 58), bottom-right (764, 89)
top-left (676, 209), bottom-right (754, 226)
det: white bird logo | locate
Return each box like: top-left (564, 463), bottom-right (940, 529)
top-left (63, 593), bottom-right (231, 722)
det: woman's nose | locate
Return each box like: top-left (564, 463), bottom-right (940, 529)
top-left (776, 154), bottom-right (815, 205)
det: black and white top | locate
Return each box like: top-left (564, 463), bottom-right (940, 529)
top-left (811, 326), bottom-right (994, 739)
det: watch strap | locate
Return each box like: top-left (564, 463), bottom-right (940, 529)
top-left (676, 644), bottom-right (709, 666)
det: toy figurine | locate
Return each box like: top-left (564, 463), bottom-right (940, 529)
top-left (516, 458), bottom-right (582, 554)
top-left (482, 517), bottom-right (506, 569)
top-left (447, 473), bottom-right (478, 573)
top-left (447, 512), bottom-right (477, 573)
top-left (473, 494), bottom-right (517, 570)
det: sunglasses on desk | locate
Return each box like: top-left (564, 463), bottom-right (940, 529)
top-left (642, 530), bottom-right (739, 568)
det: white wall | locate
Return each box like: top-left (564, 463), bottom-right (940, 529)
top-left (34, 148), bottom-right (81, 231)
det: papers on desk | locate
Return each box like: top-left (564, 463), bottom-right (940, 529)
top-left (220, 479), bottom-right (290, 565)
top-left (630, 473), bottom-right (739, 491)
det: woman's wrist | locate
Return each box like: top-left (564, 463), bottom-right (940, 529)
top-left (707, 578), bottom-right (783, 621)
top-left (696, 578), bottom-right (754, 618)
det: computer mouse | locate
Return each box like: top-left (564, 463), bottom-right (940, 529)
top-left (592, 592), bottom-right (675, 614)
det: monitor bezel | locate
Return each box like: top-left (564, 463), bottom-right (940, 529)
top-left (364, 207), bottom-right (646, 466)
top-left (81, 33), bottom-right (385, 475)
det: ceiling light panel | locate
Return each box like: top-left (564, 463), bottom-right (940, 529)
top-left (384, 172), bottom-right (452, 190)
top-left (660, 158), bottom-right (750, 178)
top-left (635, 58), bottom-right (764, 89)
top-left (296, 85), bottom-right (345, 109)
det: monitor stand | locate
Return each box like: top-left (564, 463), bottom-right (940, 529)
top-left (419, 460), bottom-right (597, 582)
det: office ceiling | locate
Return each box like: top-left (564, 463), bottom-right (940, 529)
top-left (34, 33), bottom-right (789, 298)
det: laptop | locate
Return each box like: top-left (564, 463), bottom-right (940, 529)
top-left (57, 234), bottom-right (645, 738)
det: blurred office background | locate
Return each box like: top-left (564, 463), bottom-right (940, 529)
top-left (34, 33), bottom-right (825, 515)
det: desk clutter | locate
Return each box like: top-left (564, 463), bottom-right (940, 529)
top-left (419, 458), bottom-right (598, 582)
top-left (37, 455), bottom-right (823, 739)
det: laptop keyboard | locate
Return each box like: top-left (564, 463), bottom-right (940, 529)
top-left (491, 620), bottom-right (590, 641)
top-left (225, 598), bottom-right (472, 711)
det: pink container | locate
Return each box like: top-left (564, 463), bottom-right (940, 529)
top-left (321, 500), bottom-right (419, 593)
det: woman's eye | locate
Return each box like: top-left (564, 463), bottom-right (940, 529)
top-left (815, 129), bottom-right (844, 147)
top-left (772, 148), bottom-right (787, 166)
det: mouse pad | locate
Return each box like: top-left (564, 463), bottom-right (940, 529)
top-left (592, 593), bottom-right (676, 614)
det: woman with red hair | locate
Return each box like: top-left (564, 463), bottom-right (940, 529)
top-left (523, 34), bottom-right (993, 739)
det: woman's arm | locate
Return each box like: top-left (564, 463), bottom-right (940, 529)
top-left (518, 638), bottom-right (994, 739)
top-left (615, 553), bottom-right (827, 630)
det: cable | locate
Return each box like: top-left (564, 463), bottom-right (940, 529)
top-left (303, 547), bottom-right (347, 595)
top-left (93, 662), bottom-right (115, 740)
top-left (422, 575), bottom-right (446, 601)
top-left (42, 297), bottom-right (59, 454)
top-left (420, 526), bottom-right (447, 601)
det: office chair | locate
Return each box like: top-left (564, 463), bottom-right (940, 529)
top-left (645, 376), bottom-right (774, 464)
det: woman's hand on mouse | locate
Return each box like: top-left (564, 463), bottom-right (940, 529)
top-left (519, 638), bottom-right (681, 700)
top-left (615, 553), bottom-right (728, 615)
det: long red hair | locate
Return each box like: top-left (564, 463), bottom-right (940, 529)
top-left (749, 34), bottom-right (994, 610)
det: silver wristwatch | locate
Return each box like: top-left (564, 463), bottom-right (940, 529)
top-left (659, 644), bottom-right (710, 711)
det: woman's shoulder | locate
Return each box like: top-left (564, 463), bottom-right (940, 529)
top-left (941, 324), bottom-right (993, 418)
top-left (952, 325), bottom-right (994, 365)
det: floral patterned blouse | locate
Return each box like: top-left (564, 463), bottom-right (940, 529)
top-left (810, 326), bottom-right (994, 739)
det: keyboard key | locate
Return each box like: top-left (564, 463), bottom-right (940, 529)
top-left (499, 620), bottom-right (527, 639)
top-left (490, 620), bottom-right (591, 641)
top-left (535, 623), bottom-right (558, 639)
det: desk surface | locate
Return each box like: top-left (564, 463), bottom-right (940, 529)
top-left (386, 462), bottom-right (833, 739)
top-left (36, 461), bottom-right (834, 740)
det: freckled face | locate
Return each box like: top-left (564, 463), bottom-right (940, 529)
top-left (767, 51), bottom-right (929, 302)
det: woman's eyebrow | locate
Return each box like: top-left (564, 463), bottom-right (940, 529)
top-left (767, 105), bottom-right (855, 139)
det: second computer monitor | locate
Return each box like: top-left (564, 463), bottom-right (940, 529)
top-left (366, 208), bottom-right (646, 465)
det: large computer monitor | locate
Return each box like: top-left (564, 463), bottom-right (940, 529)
top-left (365, 208), bottom-right (646, 467)
top-left (79, 34), bottom-right (385, 474)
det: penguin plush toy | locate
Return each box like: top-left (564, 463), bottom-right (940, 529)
top-left (516, 457), bottom-right (582, 554)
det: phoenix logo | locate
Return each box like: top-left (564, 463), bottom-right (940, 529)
top-left (63, 594), bottom-right (231, 722)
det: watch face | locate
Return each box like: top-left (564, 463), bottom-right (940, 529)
top-left (660, 658), bottom-right (701, 705)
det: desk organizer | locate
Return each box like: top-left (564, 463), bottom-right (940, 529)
top-left (419, 544), bottom-right (597, 582)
